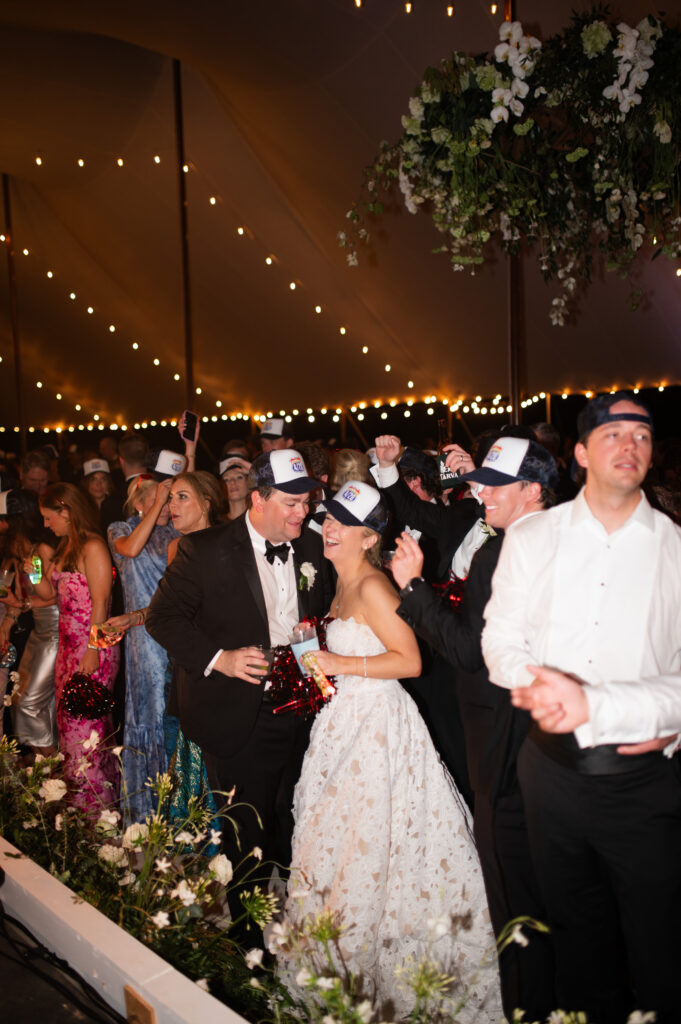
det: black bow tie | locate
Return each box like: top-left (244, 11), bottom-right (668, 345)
top-left (265, 540), bottom-right (291, 565)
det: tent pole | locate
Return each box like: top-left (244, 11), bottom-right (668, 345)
top-left (2, 174), bottom-right (26, 454)
top-left (504, 0), bottom-right (521, 425)
top-left (173, 59), bottom-right (195, 408)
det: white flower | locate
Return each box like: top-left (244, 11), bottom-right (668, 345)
top-left (653, 120), bottom-right (672, 144)
top-left (296, 968), bottom-right (313, 987)
top-left (509, 98), bottom-right (524, 117)
top-left (97, 844), bottom-right (128, 868)
top-left (427, 915), bottom-right (449, 938)
top-left (626, 1013), bottom-right (657, 1024)
top-left (170, 879), bottom-right (196, 906)
top-left (510, 923), bottom-right (529, 947)
top-left (209, 828), bottom-right (222, 845)
top-left (408, 96), bottom-right (424, 120)
top-left (316, 976), bottom-right (336, 990)
top-left (152, 910), bottom-right (170, 929)
top-left (251, 846), bottom-right (263, 861)
top-left (356, 1001), bottom-right (373, 1023)
top-left (499, 20), bottom-right (523, 44)
top-left (118, 871), bottom-right (136, 886)
top-left (3, 694), bottom-right (12, 707)
top-left (112, 745), bottom-right (123, 757)
top-left (208, 853), bottom-right (233, 885)
top-left (22, 819), bottom-right (38, 829)
top-left (122, 822), bottom-right (149, 850)
top-left (9, 670), bottom-right (20, 683)
top-left (82, 729), bottom-right (100, 751)
top-left (491, 105), bottom-right (509, 124)
top-left (54, 814), bottom-right (63, 832)
top-left (39, 779), bottom-right (67, 803)
top-left (155, 857), bottom-right (172, 874)
top-left (266, 920), bottom-right (290, 952)
top-left (511, 78), bottom-right (529, 98)
top-left (96, 808), bottom-right (120, 834)
top-left (245, 948), bottom-right (264, 970)
top-left (196, 978), bottom-right (210, 993)
top-left (249, 977), bottom-right (263, 990)
top-left (299, 563), bottom-right (317, 591)
top-left (492, 87), bottom-right (512, 106)
top-left (494, 42), bottom-right (510, 63)
top-left (174, 830), bottom-right (195, 844)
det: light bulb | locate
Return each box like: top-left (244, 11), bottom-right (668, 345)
top-left (315, 305), bottom-right (322, 313)
top-left (339, 326), bottom-right (346, 335)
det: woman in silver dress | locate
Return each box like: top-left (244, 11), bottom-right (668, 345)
top-left (0, 489), bottom-right (59, 755)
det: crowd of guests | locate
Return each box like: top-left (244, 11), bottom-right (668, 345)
top-left (1, 396), bottom-right (680, 1022)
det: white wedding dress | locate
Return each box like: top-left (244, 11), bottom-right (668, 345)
top-left (282, 617), bottom-right (502, 1022)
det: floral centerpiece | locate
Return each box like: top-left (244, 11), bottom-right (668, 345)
top-left (340, 6), bottom-right (681, 324)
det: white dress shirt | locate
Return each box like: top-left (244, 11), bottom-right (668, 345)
top-left (482, 488), bottom-right (681, 748)
top-left (204, 512), bottom-right (300, 676)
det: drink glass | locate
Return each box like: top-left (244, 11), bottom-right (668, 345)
top-left (290, 624), bottom-right (319, 675)
top-left (0, 570), bottom-right (15, 599)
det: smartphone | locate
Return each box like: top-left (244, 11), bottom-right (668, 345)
top-left (181, 410), bottom-right (199, 443)
top-left (28, 555), bottom-right (42, 585)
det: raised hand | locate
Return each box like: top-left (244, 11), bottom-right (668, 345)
top-left (375, 435), bottom-right (401, 468)
top-left (392, 532), bottom-right (425, 590)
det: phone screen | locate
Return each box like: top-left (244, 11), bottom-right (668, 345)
top-left (181, 410), bottom-right (198, 442)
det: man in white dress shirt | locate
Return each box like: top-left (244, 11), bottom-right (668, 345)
top-left (482, 392), bottom-right (681, 1024)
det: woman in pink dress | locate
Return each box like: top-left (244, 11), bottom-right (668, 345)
top-left (33, 483), bottom-right (120, 812)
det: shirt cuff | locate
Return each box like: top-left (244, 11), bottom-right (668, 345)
top-left (370, 463), bottom-right (399, 488)
top-left (204, 649), bottom-right (223, 676)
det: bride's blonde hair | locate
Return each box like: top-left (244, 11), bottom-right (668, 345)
top-left (362, 527), bottom-right (382, 568)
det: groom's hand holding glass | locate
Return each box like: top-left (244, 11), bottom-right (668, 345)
top-left (215, 646), bottom-right (270, 684)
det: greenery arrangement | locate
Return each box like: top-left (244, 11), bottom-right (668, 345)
top-left (0, 736), bottom-right (657, 1023)
top-left (339, 5), bottom-right (681, 325)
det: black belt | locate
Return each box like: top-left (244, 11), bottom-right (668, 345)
top-left (529, 724), bottom-right (663, 776)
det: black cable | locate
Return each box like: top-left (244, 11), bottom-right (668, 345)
top-left (0, 898), bottom-right (126, 1023)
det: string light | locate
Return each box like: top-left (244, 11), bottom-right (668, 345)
top-left (117, 158), bottom-right (124, 167)
top-left (46, 271), bottom-right (53, 279)
top-left (35, 157), bottom-right (42, 166)
top-left (385, 364), bottom-right (391, 372)
top-left (132, 342), bottom-right (139, 350)
top-left (447, 5), bottom-right (454, 15)
top-left (339, 326), bottom-right (346, 335)
top-left (77, 159), bottom-right (84, 167)
top-left (405, 2), bottom-right (412, 11)
top-left (289, 281), bottom-right (296, 290)
top-left (154, 155), bottom-right (161, 164)
top-left (87, 306), bottom-right (93, 314)
top-left (362, 346), bottom-right (368, 354)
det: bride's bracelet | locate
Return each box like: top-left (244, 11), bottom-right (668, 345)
top-left (363, 655), bottom-right (367, 678)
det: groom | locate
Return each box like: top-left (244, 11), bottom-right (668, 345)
top-left (146, 450), bottom-right (334, 930)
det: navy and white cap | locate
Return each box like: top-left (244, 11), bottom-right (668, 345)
top-left (259, 417), bottom-right (286, 440)
top-left (460, 436), bottom-right (559, 489)
top-left (153, 450), bottom-right (187, 481)
top-left (320, 479), bottom-right (388, 534)
top-left (219, 455), bottom-right (251, 477)
top-left (83, 458), bottom-right (110, 477)
top-left (577, 391), bottom-right (654, 441)
top-left (251, 449), bottom-right (319, 494)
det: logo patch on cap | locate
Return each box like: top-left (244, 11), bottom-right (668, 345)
top-left (289, 456), bottom-right (305, 474)
top-left (342, 484), bottom-right (360, 502)
top-left (486, 445), bottom-right (502, 463)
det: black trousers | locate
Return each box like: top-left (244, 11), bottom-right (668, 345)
top-left (518, 738), bottom-right (681, 1024)
top-left (474, 787), bottom-right (555, 1021)
top-left (203, 703), bottom-right (311, 944)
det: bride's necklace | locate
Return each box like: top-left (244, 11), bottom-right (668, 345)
top-left (330, 587), bottom-right (343, 618)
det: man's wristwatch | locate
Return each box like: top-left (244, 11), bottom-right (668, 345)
top-left (399, 577), bottom-right (425, 599)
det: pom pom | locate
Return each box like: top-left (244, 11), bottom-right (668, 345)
top-left (59, 672), bottom-right (115, 719)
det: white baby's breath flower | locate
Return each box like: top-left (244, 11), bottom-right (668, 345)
top-left (208, 853), bottom-right (233, 885)
top-left (155, 857), bottom-right (172, 874)
top-left (39, 778), bottom-right (67, 803)
top-left (152, 910), bottom-right (170, 929)
top-left (209, 828), bottom-right (222, 845)
top-left (97, 844), bottom-right (128, 868)
top-left (118, 871), bottom-right (136, 886)
top-left (245, 948), bottom-right (264, 970)
top-left (174, 830), bottom-right (195, 845)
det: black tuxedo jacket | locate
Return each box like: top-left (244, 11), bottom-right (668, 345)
top-left (397, 531), bottom-right (530, 804)
top-left (146, 515), bottom-right (334, 758)
top-left (378, 476), bottom-right (482, 581)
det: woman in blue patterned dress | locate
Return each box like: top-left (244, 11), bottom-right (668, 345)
top-left (107, 476), bottom-right (176, 821)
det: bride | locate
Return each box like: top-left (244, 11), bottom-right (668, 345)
top-left (279, 481), bottom-right (502, 1022)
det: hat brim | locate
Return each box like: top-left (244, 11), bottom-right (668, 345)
top-left (319, 498), bottom-right (366, 528)
top-left (259, 431), bottom-right (283, 440)
top-left (459, 467), bottom-right (522, 487)
top-left (270, 475), bottom-right (320, 495)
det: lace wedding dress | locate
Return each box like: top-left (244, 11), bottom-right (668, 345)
top-left (282, 617), bottom-right (502, 1022)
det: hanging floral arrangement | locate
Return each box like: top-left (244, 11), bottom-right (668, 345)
top-left (339, 5), bottom-right (681, 324)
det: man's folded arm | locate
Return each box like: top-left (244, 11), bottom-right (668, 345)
top-left (481, 529), bottom-right (536, 690)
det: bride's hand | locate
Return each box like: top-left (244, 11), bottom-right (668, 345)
top-left (310, 649), bottom-right (344, 676)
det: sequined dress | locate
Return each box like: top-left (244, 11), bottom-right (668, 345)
top-left (52, 569), bottom-right (120, 811)
top-left (283, 617), bottom-right (502, 1022)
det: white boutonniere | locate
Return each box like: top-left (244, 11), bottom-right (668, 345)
top-left (480, 522), bottom-right (497, 537)
top-left (298, 562), bottom-right (317, 591)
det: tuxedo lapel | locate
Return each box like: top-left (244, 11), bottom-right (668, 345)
top-left (232, 516), bottom-right (270, 640)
